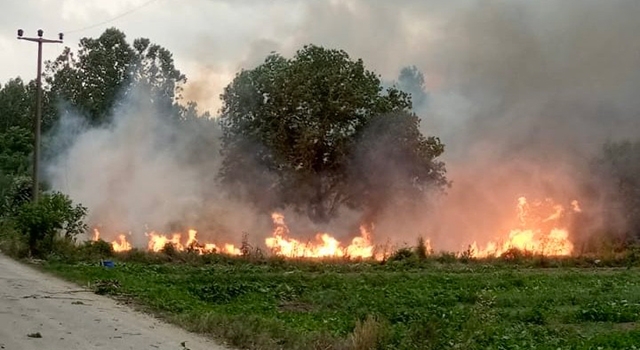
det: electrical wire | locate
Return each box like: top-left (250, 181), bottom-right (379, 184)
top-left (63, 0), bottom-right (161, 35)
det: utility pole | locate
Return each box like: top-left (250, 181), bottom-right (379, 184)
top-left (17, 29), bottom-right (63, 202)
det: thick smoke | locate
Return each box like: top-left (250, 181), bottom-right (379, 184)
top-left (268, 0), bottom-right (640, 250)
top-left (45, 87), bottom-right (366, 247)
top-left (45, 88), bottom-right (276, 246)
top-left (47, 1), bottom-right (640, 252)
top-left (414, 1), bottom-right (640, 249)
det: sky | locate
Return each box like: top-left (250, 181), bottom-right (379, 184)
top-left (3, 0), bottom-right (640, 159)
top-left (0, 0), bottom-right (448, 114)
top-left (0, 0), bottom-right (508, 120)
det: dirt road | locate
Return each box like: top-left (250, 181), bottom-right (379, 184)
top-left (0, 254), bottom-right (229, 350)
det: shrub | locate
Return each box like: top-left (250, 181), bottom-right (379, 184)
top-left (0, 221), bottom-right (29, 258)
top-left (0, 175), bottom-right (32, 218)
top-left (349, 315), bottom-right (389, 350)
top-left (388, 247), bottom-right (416, 262)
top-left (415, 236), bottom-right (429, 260)
top-left (77, 239), bottom-right (114, 260)
top-left (13, 191), bottom-right (88, 257)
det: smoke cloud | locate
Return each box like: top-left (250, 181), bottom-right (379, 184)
top-left (45, 88), bottom-right (273, 246)
top-left (413, 0), bottom-right (640, 249)
top-left (45, 0), bottom-right (640, 253)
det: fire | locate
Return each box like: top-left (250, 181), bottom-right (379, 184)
top-left (470, 197), bottom-right (577, 257)
top-left (112, 234), bottom-right (132, 252)
top-left (265, 213), bottom-right (375, 259)
top-left (93, 228), bottom-right (241, 255)
top-left (91, 196), bottom-right (578, 260)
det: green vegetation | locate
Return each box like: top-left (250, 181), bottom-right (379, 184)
top-left (14, 191), bottom-right (87, 256)
top-left (31, 249), bottom-right (640, 350)
top-left (0, 28), bottom-right (211, 258)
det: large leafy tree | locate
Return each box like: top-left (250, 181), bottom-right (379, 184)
top-left (130, 38), bottom-right (186, 111)
top-left (45, 28), bottom-right (189, 125)
top-left (219, 44), bottom-right (446, 222)
top-left (46, 28), bottom-right (136, 125)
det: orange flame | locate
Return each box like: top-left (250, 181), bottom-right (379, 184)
top-left (265, 212), bottom-right (375, 259)
top-left (112, 234), bottom-right (132, 252)
top-left (470, 197), bottom-right (577, 257)
top-left (91, 196), bottom-right (578, 260)
top-left (92, 228), bottom-right (241, 255)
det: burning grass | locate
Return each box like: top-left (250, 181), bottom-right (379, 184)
top-left (91, 196), bottom-right (580, 262)
top-left (31, 246), bottom-right (640, 350)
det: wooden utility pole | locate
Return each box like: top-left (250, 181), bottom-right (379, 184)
top-left (17, 29), bottom-right (63, 202)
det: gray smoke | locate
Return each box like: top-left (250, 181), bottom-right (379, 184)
top-left (45, 88), bottom-right (273, 246)
top-left (264, 0), bottom-right (640, 250)
top-left (405, 1), bottom-right (640, 249)
top-left (47, 0), bottom-right (640, 252)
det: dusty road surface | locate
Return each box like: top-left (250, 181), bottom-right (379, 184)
top-left (0, 254), bottom-right (229, 350)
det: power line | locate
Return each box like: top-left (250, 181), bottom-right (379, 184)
top-left (64, 0), bottom-right (161, 35)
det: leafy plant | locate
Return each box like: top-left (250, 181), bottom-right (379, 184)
top-left (415, 236), bottom-right (430, 260)
top-left (388, 247), bottom-right (416, 262)
top-left (14, 191), bottom-right (88, 256)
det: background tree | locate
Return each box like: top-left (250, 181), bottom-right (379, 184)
top-left (0, 79), bottom-right (35, 205)
top-left (397, 65), bottom-right (428, 110)
top-left (592, 140), bottom-right (640, 241)
top-left (219, 45), bottom-right (446, 222)
top-left (130, 38), bottom-right (186, 112)
top-left (0, 78), bottom-right (33, 132)
top-left (0, 126), bottom-right (32, 176)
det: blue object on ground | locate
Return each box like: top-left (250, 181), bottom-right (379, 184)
top-left (101, 260), bottom-right (115, 268)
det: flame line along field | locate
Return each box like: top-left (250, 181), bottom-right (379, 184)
top-left (92, 196), bottom-right (579, 259)
top-left (41, 257), bottom-right (640, 350)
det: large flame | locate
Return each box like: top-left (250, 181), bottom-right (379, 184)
top-left (470, 197), bottom-right (577, 257)
top-left (265, 213), bottom-right (375, 259)
top-left (92, 196), bottom-right (577, 259)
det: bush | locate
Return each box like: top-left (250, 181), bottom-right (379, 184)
top-left (0, 175), bottom-right (32, 218)
top-left (435, 251), bottom-right (458, 264)
top-left (81, 239), bottom-right (114, 259)
top-left (415, 236), bottom-right (430, 260)
top-left (350, 315), bottom-right (390, 350)
top-left (0, 221), bottom-right (29, 258)
top-left (13, 192), bottom-right (88, 257)
top-left (388, 247), bottom-right (416, 262)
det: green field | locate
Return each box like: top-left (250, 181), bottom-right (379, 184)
top-left (40, 251), bottom-right (640, 350)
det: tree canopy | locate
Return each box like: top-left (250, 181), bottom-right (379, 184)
top-left (0, 78), bottom-right (33, 133)
top-left (219, 45), bottom-right (447, 223)
top-left (45, 27), bottom-right (190, 125)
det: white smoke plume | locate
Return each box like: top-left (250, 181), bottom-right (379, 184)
top-left (45, 88), bottom-right (271, 246)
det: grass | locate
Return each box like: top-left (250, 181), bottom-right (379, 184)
top-left (3, 229), bottom-right (640, 349)
top-left (32, 247), bottom-right (640, 350)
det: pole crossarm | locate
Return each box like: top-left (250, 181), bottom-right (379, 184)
top-left (18, 37), bottom-right (63, 44)
top-left (16, 29), bottom-right (64, 203)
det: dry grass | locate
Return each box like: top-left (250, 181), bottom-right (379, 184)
top-left (349, 315), bottom-right (387, 350)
